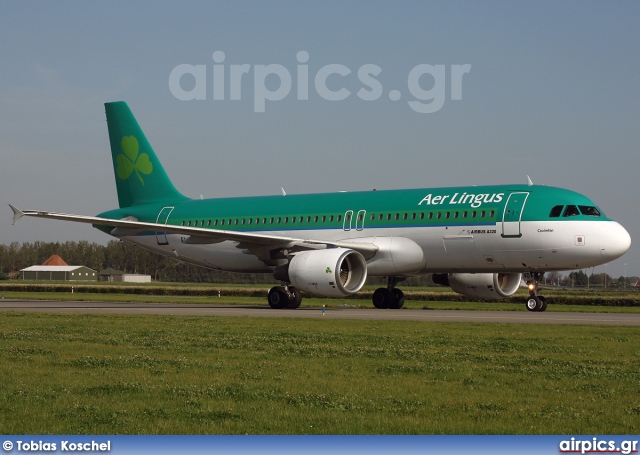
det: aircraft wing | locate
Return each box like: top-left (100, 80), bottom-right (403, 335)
top-left (9, 205), bottom-right (379, 259)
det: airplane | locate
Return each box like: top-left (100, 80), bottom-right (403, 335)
top-left (10, 101), bottom-right (631, 312)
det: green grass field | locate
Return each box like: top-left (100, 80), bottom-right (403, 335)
top-left (1, 312), bottom-right (638, 434)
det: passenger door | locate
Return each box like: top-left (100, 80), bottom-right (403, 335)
top-left (501, 192), bottom-right (529, 237)
top-left (155, 206), bottom-right (174, 245)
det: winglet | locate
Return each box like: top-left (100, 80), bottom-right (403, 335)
top-left (8, 204), bottom-right (24, 225)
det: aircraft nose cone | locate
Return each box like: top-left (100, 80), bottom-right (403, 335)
top-left (599, 222), bottom-right (631, 260)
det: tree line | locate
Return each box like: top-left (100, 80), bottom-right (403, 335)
top-left (0, 240), bottom-right (276, 283)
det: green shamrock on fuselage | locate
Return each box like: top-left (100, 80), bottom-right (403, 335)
top-left (116, 136), bottom-right (153, 185)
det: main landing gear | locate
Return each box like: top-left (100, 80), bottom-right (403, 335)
top-left (525, 273), bottom-right (548, 312)
top-left (268, 285), bottom-right (302, 309)
top-left (372, 277), bottom-right (406, 309)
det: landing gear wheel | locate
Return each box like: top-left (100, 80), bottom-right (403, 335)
top-left (372, 288), bottom-right (390, 309)
top-left (537, 296), bottom-right (547, 312)
top-left (268, 286), bottom-right (289, 309)
top-left (526, 297), bottom-right (539, 312)
top-left (286, 287), bottom-right (302, 309)
top-left (525, 272), bottom-right (547, 312)
top-left (372, 287), bottom-right (405, 309)
top-left (389, 288), bottom-right (405, 309)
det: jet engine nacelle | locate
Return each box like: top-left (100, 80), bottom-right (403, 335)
top-left (433, 272), bottom-right (522, 300)
top-left (288, 248), bottom-right (368, 298)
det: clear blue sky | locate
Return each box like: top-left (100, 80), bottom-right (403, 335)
top-left (1, 1), bottom-right (638, 278)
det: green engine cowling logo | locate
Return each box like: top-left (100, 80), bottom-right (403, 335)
top-left (116, 136), bottom-right (153, 185)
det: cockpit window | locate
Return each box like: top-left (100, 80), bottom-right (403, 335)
top-left (549, 205), bottom-right (563, 217)
top-left (578, 206), bottom-right (601, 217)
top-left (563, 205), bottom-right (580, 217)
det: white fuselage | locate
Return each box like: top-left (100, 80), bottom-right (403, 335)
top-left (120, 218), bottom-right (630, 276)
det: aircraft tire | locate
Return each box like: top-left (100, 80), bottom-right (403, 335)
top-left (286, 287), bottom-right (302, 309)
top-left (389, 288), bottom-right (405, 309)
top-left (526, 297), bottom-right (539, 312)
top-left (372, 288), bottom-right (390, 309)
top-left (268, 286), bottom-right (289, 309)
top-left (538, 296), bottom-right (548, 312)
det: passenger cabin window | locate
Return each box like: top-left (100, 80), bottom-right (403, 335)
top-left (549, 205), bottom-right (564, 218)
top-left (579, 206), bottom-right (601, 217)
top-left (563, 205), bottom-right (580, 217)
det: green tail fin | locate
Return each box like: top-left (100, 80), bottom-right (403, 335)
top-left (105, 101), bottom-right (188, 208)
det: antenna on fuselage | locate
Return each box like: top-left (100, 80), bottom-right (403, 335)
top-left (527, 176), bottom-right (533, 186)
top-left (281, 187), bottom-right (287, 196)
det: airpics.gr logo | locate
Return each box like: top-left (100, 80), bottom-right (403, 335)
top-left (116, 136), bottom-right (153, 185)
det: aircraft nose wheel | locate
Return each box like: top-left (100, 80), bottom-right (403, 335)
top-left (525, 274), bottom-right (548, 312)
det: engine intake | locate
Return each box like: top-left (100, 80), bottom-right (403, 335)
top-left (287, 248), bottom-right (368, 297)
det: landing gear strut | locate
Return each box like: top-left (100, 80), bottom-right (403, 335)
top-left (372, 277), bottom-right (406, 309)
top-left (525, 273), bottom-right (548, 312)
top-left (268, 285), bottom-right (302, 309)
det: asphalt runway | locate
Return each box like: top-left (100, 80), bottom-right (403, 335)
top-left (1, 300), bottom-right (639, 326)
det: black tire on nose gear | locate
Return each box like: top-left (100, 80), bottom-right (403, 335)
top-left (526, 297), bottom-right (539, 312)
top-left (538, 296), bottom-right (548, 312)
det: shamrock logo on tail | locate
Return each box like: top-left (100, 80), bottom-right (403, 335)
top-left (116, 136), bottom-right (153, 185)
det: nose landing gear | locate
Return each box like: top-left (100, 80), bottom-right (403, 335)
top-left (525, 273), bottom-right (547, 312)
